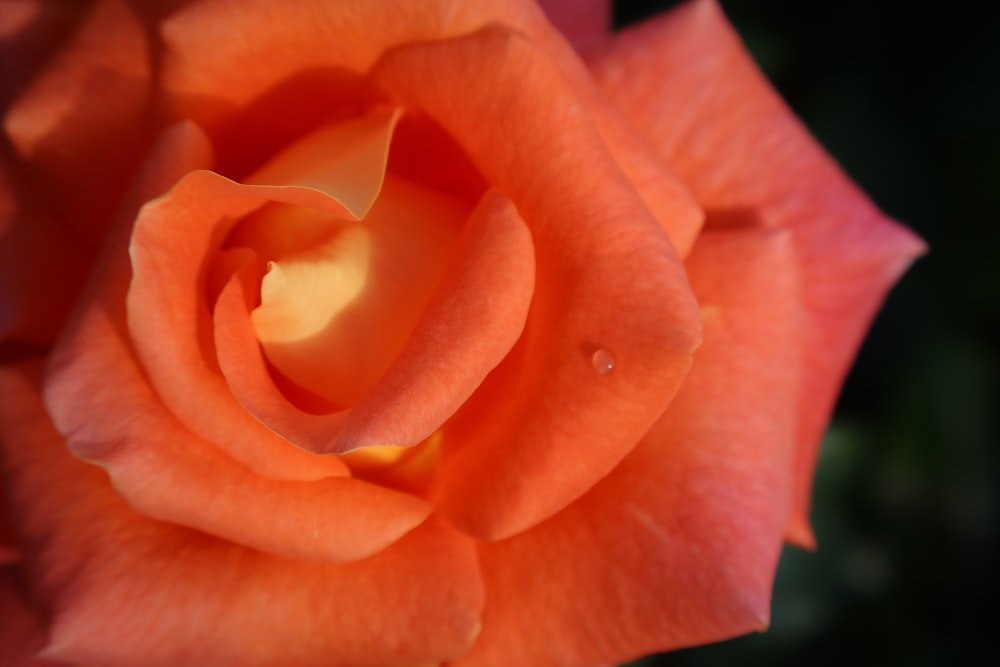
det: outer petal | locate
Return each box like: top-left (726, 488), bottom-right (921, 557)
top-left (1, 363), bottom-right (484, 667)
top-left (44, 124), bottom-right (426, 563)
top-left (456, 227), bottom-right (802, 666)
top-left (372, 27), bottom-right (702, 540)
top-left (587, 0), bottom-right (925, 545)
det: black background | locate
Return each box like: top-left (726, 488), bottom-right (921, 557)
top-left (613, 1), bottom-right (1000, 665)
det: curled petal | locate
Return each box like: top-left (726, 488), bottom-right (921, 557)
top-left (373, 27), bottom-right (702, 540)
top-left (587, 0), bottom-right (925, 545)
top-left (248, 172), bottom-right (463, 408)
top-left (218, 189), bottom-right (535, 455)
top-left (126, 169), bottom-right (358, 479)
top-left (1, 362), bottom-right (483, 667)
top-left (126, 108), bottom-right (400, 478)
top-left (335, 189), bottom-right (535, 452)
top-left (46, 244), bottom-right (424, 563)
top-left (456, 227), bottom-right (802, 666)
top-left (69, 120), bottom-right (346, 482)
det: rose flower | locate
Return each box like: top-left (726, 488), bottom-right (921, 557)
top-left (0, 0), bottom-right (923, 665)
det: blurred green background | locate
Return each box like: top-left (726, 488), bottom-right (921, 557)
top-left (614, 1), bottom-right (999, 665)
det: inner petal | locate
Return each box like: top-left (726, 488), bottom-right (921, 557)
top-left (249, 173), bottom-right (466, 407)
top-left (244, 106), bottom-right (401, 218)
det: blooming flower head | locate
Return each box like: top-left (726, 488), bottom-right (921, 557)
top-left (0, 1), bottom-right (923, 665)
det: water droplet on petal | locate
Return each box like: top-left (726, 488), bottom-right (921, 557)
top-left (591, 348), bottom-right (615, 376)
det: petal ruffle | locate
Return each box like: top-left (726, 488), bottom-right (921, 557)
top-left (586, 0), bottom-right (925, 545)
top-left (456, 227), bottom-right (802, 666)
top-left (1, 363), bottom-right (484, 667)
top-left (372, 27), bottom-right (702, 540)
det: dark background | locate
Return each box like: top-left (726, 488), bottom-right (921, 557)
top-left (613, 1), bottom-right (1000, 665)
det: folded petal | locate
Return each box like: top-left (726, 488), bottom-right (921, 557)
top-left (373, 27), bottom-right (702, 540)
top-left (1, 362), bottom-right (484, 667)
top-left (587, 0), bottom-right (925, 545)
top-left (46, 253), bottom-right (424, 562)
top-left (49, 299), bottom-right (428, 563)
top-left (456, 227), bottom-right (802, 666)
top-left (109, 120), bottom-right (347, 481)
top-left (336, 189), bottom-right (534, 451)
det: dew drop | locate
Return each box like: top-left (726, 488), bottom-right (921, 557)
top-left (591, 348), bottom-right (615, 376)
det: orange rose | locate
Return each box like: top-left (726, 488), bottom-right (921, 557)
top-left (0, 1), bottom-right (923, 665)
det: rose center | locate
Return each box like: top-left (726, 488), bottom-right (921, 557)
top-left (226, 109), bottom-right (466, 407)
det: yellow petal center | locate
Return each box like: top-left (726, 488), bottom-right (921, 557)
top-left (230, 108), bottom-right (467, 407)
